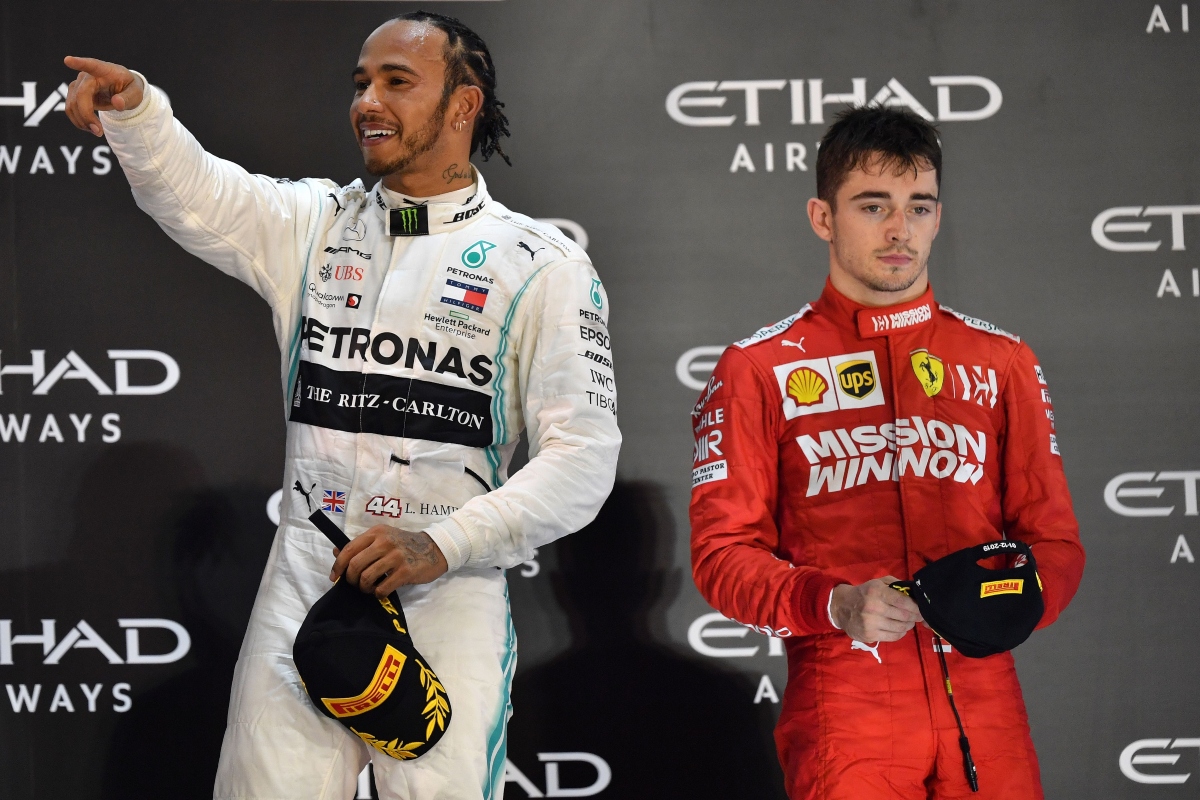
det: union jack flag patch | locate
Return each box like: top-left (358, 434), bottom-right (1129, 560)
top-left (322, 490), bottom-right (347, 514)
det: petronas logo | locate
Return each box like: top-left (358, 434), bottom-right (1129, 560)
top-left (461, 240), bottom-right (496, 268)
top-left (590, 278), bottom-right (604, 310)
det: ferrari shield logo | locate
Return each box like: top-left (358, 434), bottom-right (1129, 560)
top-left (910, 349), bottom-right (944, 397)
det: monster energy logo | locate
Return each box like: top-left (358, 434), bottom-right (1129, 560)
top-left (388, 205), bottom-right (429, 236)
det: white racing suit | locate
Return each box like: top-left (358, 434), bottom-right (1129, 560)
top-left (100, 79), bottom-right (621, 800)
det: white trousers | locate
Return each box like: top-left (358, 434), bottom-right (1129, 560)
top-left (214, 525), bottom-right (516, 800)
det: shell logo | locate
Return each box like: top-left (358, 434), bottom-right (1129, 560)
top-left (786, 367), bottom-right (828, 407)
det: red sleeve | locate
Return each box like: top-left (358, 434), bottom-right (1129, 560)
top-left (998, 342), bottom-right (1086, 627)
top-left (689, 347), bottom-right (841, 637)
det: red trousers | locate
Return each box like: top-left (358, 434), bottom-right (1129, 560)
top-left (776, 629), bottom-right (1043, 800)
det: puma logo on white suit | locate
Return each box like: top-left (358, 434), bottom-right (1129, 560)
top-left (851, 639), bottom-right (881, 664)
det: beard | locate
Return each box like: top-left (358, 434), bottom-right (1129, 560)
top-left (363, 96), bottom-right (449, 177)
top-left (834, 236), bottom-right (928, 294)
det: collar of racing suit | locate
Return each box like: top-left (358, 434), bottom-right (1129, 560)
top-left (370, 167), bottom-right (489, 235)
top-left (812, 278), bottom-right (937, 339)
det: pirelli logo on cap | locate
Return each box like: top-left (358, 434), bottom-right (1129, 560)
top-left (980, 579), bottom-right (1024, 598)
top-left (322, 644), bottom-right (407, 718)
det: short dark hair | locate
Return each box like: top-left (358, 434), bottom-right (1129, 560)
top-left (392, 11), bottom-right (512, 165)
top-left (816, 107), bottom-right (941, 206)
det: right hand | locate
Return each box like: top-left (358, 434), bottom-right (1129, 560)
top-left (62, 56), bottom-right (144, 137)
top-left (831, 576), bottom-right (923, 643)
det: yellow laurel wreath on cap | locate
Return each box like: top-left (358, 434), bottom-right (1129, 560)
top-left (417, 660), bottom-right (450, 740)
top-left (349, 727), bottom-right (424, 760)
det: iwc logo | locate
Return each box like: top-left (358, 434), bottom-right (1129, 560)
top-left (461, 240), bottom-right (496, 268)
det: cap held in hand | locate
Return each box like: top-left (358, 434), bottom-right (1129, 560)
top-left (893, 540), bottom-right (1044, 658)
top-left (293, 510), bottom-right (452, 759)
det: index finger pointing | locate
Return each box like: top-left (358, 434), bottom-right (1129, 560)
top-left (63, 56), bottom-right (119, 78)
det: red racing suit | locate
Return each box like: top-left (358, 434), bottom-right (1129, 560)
top-left (690, 281), bottom-right (1084, 800)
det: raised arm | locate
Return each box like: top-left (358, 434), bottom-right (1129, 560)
top-left (63, 56), bottom-right (324, 308)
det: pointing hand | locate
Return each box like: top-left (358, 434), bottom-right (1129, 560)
top-left (62, 56), bottom-right (144, 137)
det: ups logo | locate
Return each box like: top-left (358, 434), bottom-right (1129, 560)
top-left (836, 360), bottom-right (876, 399)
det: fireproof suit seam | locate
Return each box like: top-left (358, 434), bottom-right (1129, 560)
top-left (733, 344), bottom-right (836, 633)
top-left (816, 636), bottom-right (829, 798)
top-left (285, 182), bottom-right (324, 418)
top-left (991, 341), bottom-right (1029, 537)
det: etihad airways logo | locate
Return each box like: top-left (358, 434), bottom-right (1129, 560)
top-left (797, 418), bottom-right (987, 497)
top-left (1092, 205), bottom-right (1200, 252)
top-left (0, 81), bottom-right (69, 127)
top-left (1104, 471), bottom-right (1200, 517)
top-left (0, 349), bottom-right (179, 395)
top-left (666, 76), bottom-right (1002, 127)
top-left (1121, 738), bottom-right (1200, 784)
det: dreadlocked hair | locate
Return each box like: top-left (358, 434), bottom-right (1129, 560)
top-left (392, 11), bottom-right (512, 165)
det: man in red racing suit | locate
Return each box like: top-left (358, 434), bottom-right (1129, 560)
top-left (690, 108), bottom-right (1084, 800)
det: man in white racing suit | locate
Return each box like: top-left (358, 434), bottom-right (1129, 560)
top-left (63, 12), bottom-right (619, 800)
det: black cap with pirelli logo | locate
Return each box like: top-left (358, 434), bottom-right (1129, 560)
top-left (893, 540), bottom-right (1045, 659)
top-left (292, 510), bottom-right (452, 760)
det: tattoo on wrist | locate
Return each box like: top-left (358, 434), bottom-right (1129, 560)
top-left (441, 163), bottom-right (471, 184)
top-left (387, 529), bottom-right (441, 566)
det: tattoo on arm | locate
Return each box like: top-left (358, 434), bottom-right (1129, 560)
top-left (441, 163), bottom-right (472, 184)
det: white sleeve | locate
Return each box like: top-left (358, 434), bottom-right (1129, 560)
top-left (99, 74), bottom-right (322, 310)
top-left (425, 259), bottom-right (622, 570)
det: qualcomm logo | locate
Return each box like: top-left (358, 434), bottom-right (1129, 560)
top-left (0, 81), bottom-right (70, 127)
top-left (1121, 739), bottom-right (1200, 784)
top-left (666, 76), bottom-right (1002, 127)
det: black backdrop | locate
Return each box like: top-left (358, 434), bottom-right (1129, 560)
top-left (2, 2), bottom-right (1198, 798)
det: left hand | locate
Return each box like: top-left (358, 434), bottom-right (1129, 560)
top-left (330, 525), bottom-right (448, 597)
